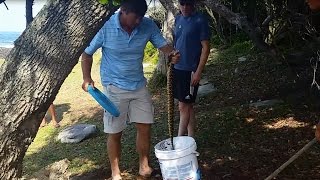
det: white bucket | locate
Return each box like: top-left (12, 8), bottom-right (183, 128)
top-left (154, 136), bottom-right (201, 180)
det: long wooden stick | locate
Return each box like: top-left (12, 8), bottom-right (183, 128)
top-left (265, 138), bottom-right (317, 180)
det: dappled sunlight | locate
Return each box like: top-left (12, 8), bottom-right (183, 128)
top-left (206, 48), bottom-right (220, 65)
top-left (245, 117), bottom-right (255, 123)
top-left (263, 117), bottom-right (310, 129)
top-left (68, 157), bottom-right (99, 175)
top-left (26, 127), bottom-right (60, 156)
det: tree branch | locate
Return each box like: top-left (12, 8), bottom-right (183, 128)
top-left (203, 0), bottom-right (276, 55)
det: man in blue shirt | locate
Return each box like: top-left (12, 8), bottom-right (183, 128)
top-left (173, 0), bottom-right (210, 137)
top-left (81, 0), bottom-right (179, 179)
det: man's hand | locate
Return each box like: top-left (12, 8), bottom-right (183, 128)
top-left (169, 50), bottom-right (180, 64)
top-left (307, 0), bottom-right (320, 10)
top-left (191, 71), bottom-right (201, 86)
top-left (82, 78), bottom-right (95, 92)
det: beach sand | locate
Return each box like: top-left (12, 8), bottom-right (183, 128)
top-left (0, 47), bottom-right (11, 59)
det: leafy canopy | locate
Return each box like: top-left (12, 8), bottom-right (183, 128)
top-left (98, 0), bottom-right (121, 6)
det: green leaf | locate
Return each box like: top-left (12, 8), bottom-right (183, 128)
top-left (112, 0), bottom-right (121, 6)
top-left (98, 0), bottom-right (108, 5)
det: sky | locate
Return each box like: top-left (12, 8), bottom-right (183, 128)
top-left (0, 0), bottom-right (46, 32)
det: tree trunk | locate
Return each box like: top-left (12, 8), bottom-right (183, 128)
top-left (246, 0), bottom-right (257, 25)
top-left (26, 0), bottom-right (34, 25)
top-left (156, 11), bottom-right (175, 74)
top-left (0, 0), bottom-right (118, 179)
top-left (157, 0), bottom-right (178, 75)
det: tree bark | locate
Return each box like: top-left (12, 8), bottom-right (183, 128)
top-left (158, 0), bottom-right (179, 15)
top-left (156, 0), bottom-right (178, 75)
top-left (26, 0), bottom-right (34, 25)
top-left (156, 10), bottom-right (175, 74)
top-left (0, 0), bottom-right (118, 179)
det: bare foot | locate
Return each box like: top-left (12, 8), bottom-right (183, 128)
top-left (139, 167), bottom-right (153, 177)
top-left (52, 122), bottom-right (60, 128)
top-left (109, 174), bottom-right (122, 180)
top-left (40, 119), bottom-right (47, 128)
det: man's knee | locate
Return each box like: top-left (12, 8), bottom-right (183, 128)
top-left (108, 131), bottom-right (122, 141)
top-left (179, 102), bottom-right (192, 112)
top-left (136, 123), bottom-right (151, 134)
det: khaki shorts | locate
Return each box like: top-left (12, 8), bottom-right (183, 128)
top-left (102, 85), bottom-right (154, 134)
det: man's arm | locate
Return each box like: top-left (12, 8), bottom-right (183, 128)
top-left (81, 52), bottom-right (94, 91)
top-left (192, 40), bottom-right (210, 86)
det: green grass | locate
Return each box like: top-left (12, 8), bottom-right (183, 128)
top-left (210, 40), bottom-right (255, 64)
top-left (143, 42), bottom-right (159, 65)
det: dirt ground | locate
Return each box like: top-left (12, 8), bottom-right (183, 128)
top-left (62, 52), bottom-right (320, 180)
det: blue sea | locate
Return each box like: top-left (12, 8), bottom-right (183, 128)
top-left (0, 31), bottom-right (22, 48)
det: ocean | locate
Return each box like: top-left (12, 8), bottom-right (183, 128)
top-left (0, 31), bottom-right (22, 48)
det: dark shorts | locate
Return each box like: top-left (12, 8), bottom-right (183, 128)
top-left (173, 68), bottom-right (199, 103)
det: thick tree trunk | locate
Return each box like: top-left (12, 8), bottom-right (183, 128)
top-left (158, 0), bottom-right (179, 15)
top-left (157, 0), bottom-right (178, 75)
top-left (156, 11), bottom-right (175, 74)
top-left (0, 0), bottom-right (117, 179)
top-left (26, 0), bottom-right (34, 25)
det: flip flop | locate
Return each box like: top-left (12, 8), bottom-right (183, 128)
top-left (87, 85), bottom-right (120, 117)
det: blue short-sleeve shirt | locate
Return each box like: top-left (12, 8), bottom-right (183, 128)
top-left (173, 12), bottom-right (210, 71)
top-left (85, 12), bottom-right (167, 90)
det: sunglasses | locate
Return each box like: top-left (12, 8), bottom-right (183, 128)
top-left (180, 2), bottom-right (193, 6)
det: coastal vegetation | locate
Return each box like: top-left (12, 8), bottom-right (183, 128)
top-left (0, 0), bottom-right (319, 179)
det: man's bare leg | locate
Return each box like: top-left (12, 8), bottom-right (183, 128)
top-left (107, 132), bottom-right (122, 180)
top-left (48, 104), bottom-right (60, 127)
top-left (40, 118), bottom-right (47, 127)
top-left (178, 102), bottom-right (191, 136)
top-left (136, 123), bottom-right (153, 176)
top-left (187, 104), bottom-right (196, 137)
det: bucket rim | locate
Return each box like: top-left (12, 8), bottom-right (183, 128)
top-left (154, 136), bottom-right (197, 159)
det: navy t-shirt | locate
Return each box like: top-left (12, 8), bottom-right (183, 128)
top-left (173, 12), bottom-right (210, 71)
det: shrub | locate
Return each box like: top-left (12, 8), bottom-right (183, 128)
top-left (144, 42), bottom-right (159, 65)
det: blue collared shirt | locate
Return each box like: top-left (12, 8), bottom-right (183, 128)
top-left (85, 12), bottom-right (167, 90)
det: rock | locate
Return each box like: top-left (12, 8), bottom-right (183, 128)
top-left (197, 83), bottom-right (216, 98)
top-left (57, 124), bottom-right (98, 143)
top-left (238, 56), bottom-right (247, 62)
top-left (29, 159), bottom-right (70, 180)
top-left (249, 99), bottom-right (284, 107)
top-left (210, 48), bottom-right (217, 53)
top-left (199, 78), bottom-right (210, 85)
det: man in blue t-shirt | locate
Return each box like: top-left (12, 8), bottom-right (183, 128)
top-left (173, 0), bottom-right (210, 137)
top-left (81, 0), bottom-right (179, 179)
